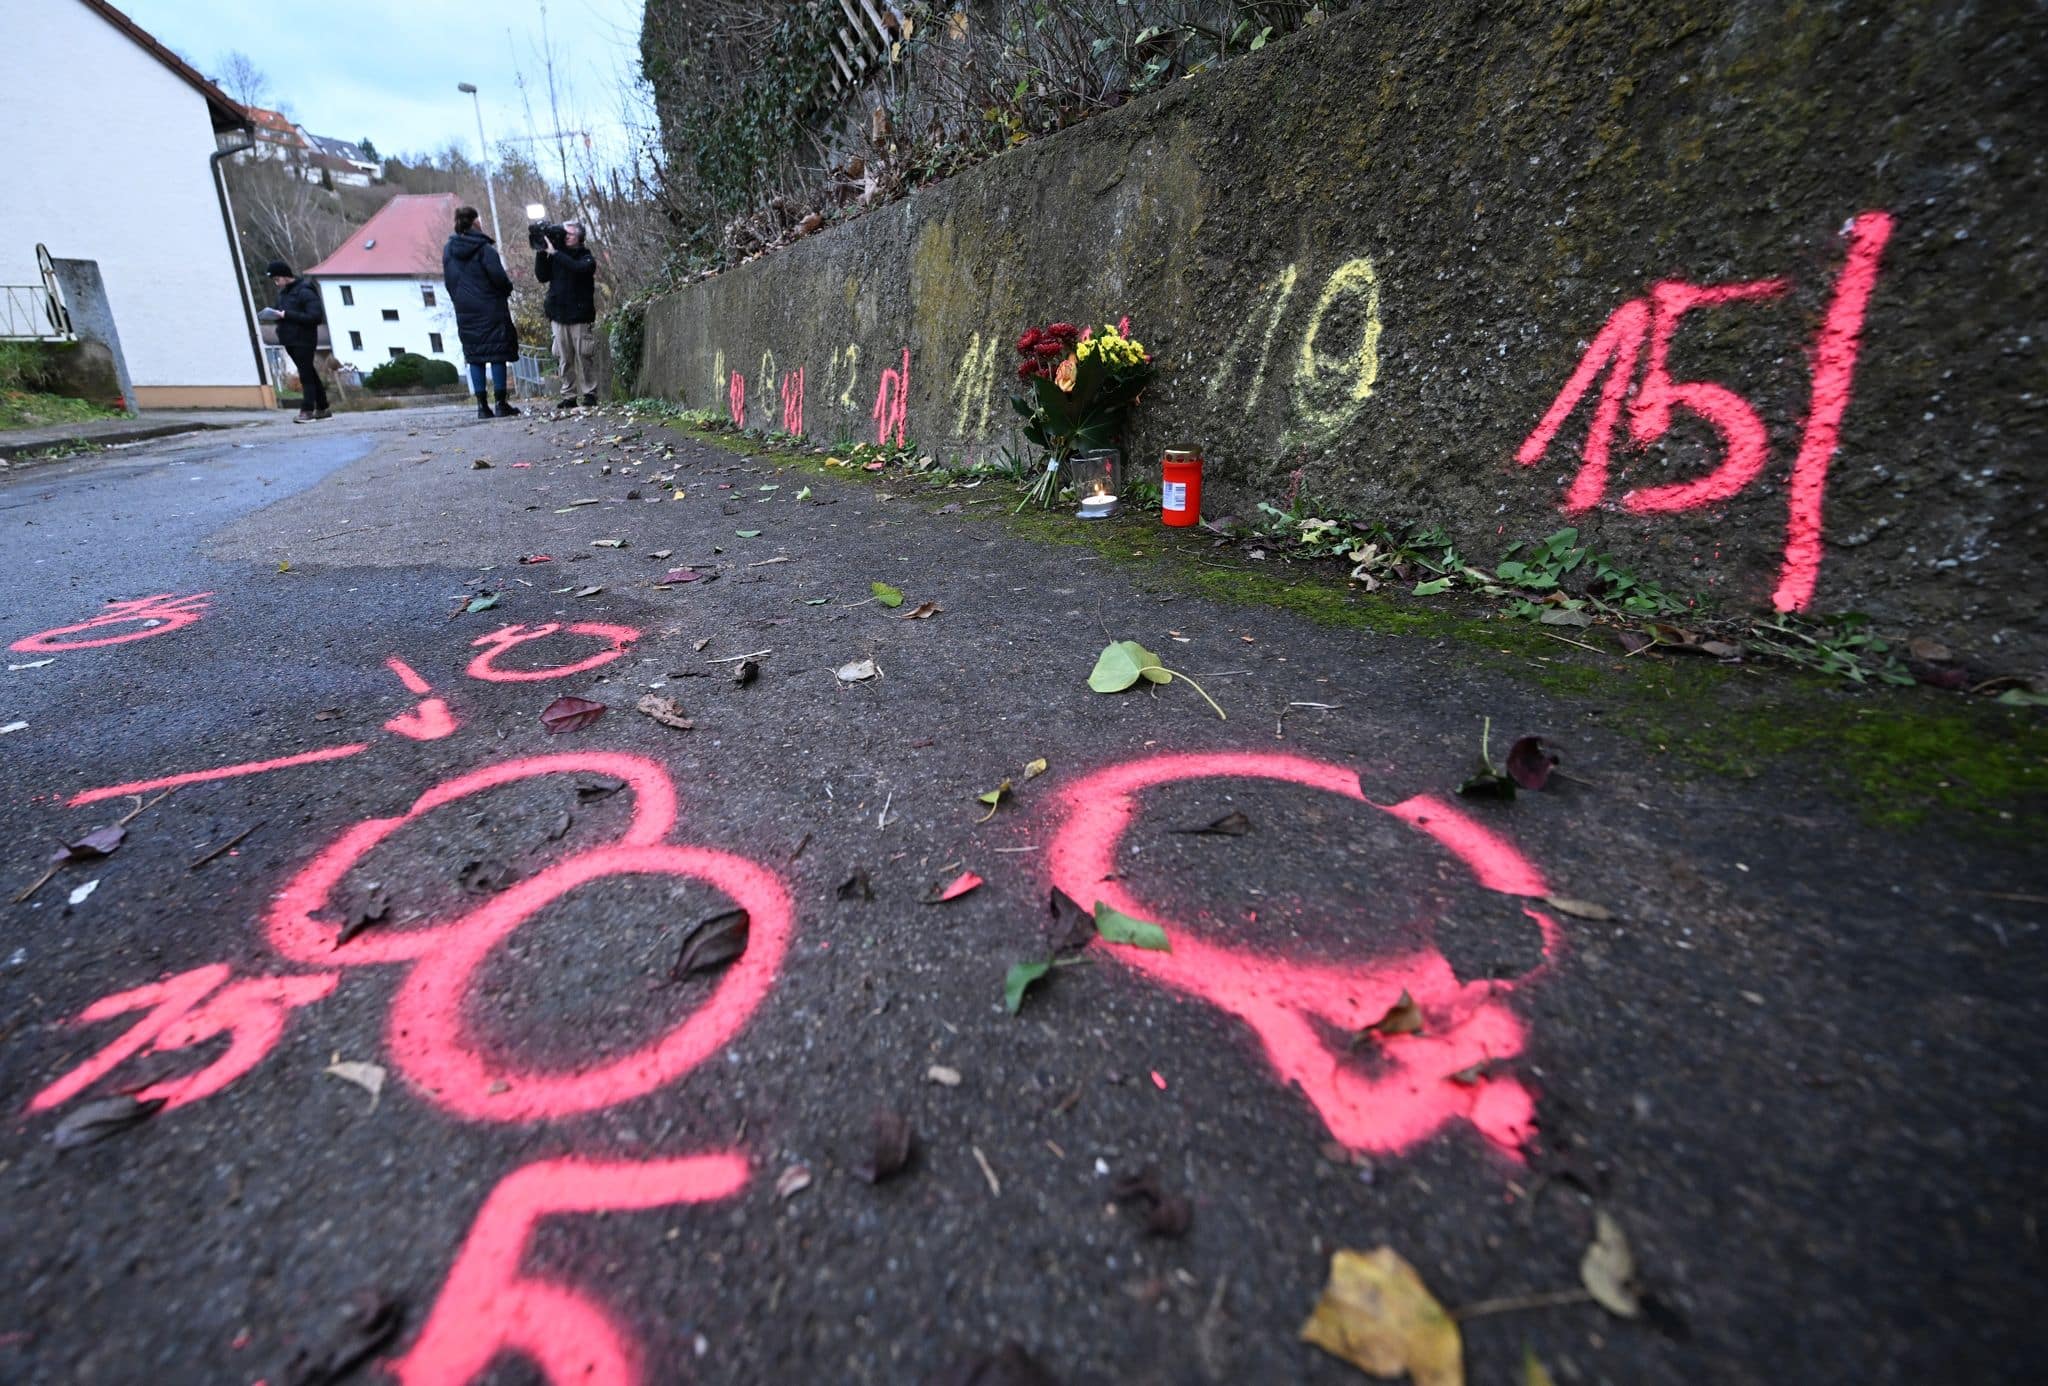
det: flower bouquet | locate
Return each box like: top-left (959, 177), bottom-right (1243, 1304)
top-left (1011, 318), bottom-right (1155, 508)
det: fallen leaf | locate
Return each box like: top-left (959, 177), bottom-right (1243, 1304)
top-left (661, 569), bottom-right (705, 583)
top-left (67, 879), bottom-right (99, 906)
top-left (899, 600), bottom-right (940, 619)
top-left (1171, 810), bottom-right (1251, 836)
top-left (1093, 902), bottom-right (1169, 951)
top-left (871, 581), bottom-right (904, 608)
top-left (1112, 1169), bottom-right (1193, 1238)
top-left (1088, 639), bottom-right (1167, 692)
top-left (1615, 629), bottom-right (1655, 654)
top-left (457, 858), bottom-right (515, 894)
top-left (672, 907), bottom-right (749, 981)
top-left (975, 779), bottom-right (1012, 823)
top-left (835, 658), bottom-right (879, 683)
top-left (732, 658), bottom-right (759, 687)
top-left (794, 486), bottom-right (812, 501)
top-left (1022, 757), bottom-right (1049, 780)
top-left (636, 695), bottom-right (695, 730)
top-left (1537, 609), bottom-right (1593, 628)
top-left (1505, 736), bottom-right (1559, 791)
top-left (929, 871), bottom-right (983, 903)
top-left (518, 554), bottom-right (552, 564)
top-left (853, 1108), bottom-right (914, 1183)
top-left (576, 777), bottom-right (625, 801)
top-left (592, 538), bottom-right (627, 549)
top-left (1448, 1060), bottom-right (1497, 1086)
top-left (803, 597), bottom-right (830, 605)
top-left (775, 1164), bottom-right (813, 1200)
top-left (325, 1060), bottom-right (386, 1110)
top-left (540, 696), bottom-right (606, 734)
top-left (1523, 1346), bottom-right (1558, 1386)
top-left (1580, 1211), bottom-right (1643, 1318)
top-left (692, 637), bottom-right (712, 651)
top-left (1004, 959), bottom-right (1053, 1014)
top-left (281, 1291), bottom-right (405, 1386)
top-left (735, 529), bottom-right (762, 538)
top-left (1354, 989), bottom-right (1424, 1042)
top-left (573, 585), bottom-right (604, 598)
top-left (927, 1064), bottom-right (962, 1087)
top-left (837, 869), bottom-right (875, 902)
top-left (1543, 895), bottom-right (1614, 921)
top-left (52, 1094), bottom-right (165, 1150)
top-left (1047, 888), bottom-right (1094, 955)
top-left (335, 890), bottom-right (390, 946)
top-left (1300, 1247), bottom-right (1463, 1386)
top-left (57, 824), bottom-right (127, 861)
top-left (464, 592), bottom-right (499, 614)
top-left (929, 1343), bottom-right (1059, 1386)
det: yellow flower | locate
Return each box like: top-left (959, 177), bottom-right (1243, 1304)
top-left (1054, 356), bottom-right (1077, 392)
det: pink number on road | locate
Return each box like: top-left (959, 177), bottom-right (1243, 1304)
top-left (10, 592), bottom-right (213, 653)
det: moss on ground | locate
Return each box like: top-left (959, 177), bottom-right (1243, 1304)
top-left (0, 390), bottom-right (122, 431)
top-left (652, 415), bottom-right (2047, 835)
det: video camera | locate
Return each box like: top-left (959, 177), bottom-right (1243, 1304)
top-left (525, 203), bottom-right (567, 252)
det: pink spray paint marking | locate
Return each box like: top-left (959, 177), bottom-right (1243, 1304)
top-left (872, 348), bottom-right (910, 446)
top-left (68, 743), bottom-right (370, 807)
top-left (387, 840), bottom-right (794, 1121)
top-left (1516, 210), bottom-right (1892, 611)
top-left (389, 1154), bottom-right (749, 1386)
top-left (383, 656), bottom-right (458, 741)
top-left (780, 366), bottom-right (805, 437)
top-left (727, 370), bottom-right (747, 428)
top-left (9, 592), bottom-right (213, 653)
top-left (265, 752), bottom-right (679, 966)
top-left (1774, 210), bottom-right (1894, 611)
top-left (27, 964), bottom-right (338, 1115)
top-left (1046, 752), bottom-right (1560, 1159)
top-left (465, 622), bottom-right (640, 683)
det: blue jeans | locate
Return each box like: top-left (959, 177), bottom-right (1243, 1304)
top-left (468, 362), bottom-right (508, 395)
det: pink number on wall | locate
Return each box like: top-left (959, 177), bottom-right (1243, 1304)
top-left (780, 366), bottom-right (805, 436)
top-left (872, 348), bottom-right (909, 446)
top-left (1516, 210), bottom-right (1893, 610)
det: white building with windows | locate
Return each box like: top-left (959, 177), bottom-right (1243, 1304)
top-left (305, 193), bottom-right (462, 372)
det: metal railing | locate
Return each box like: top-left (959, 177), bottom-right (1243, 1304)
top-left (0, 282), bottom-right (71, 340)
top-left (513, 345), bottom-right (556, 395)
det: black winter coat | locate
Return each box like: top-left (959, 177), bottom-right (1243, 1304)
top-left (536, 244), bottom-right (597, 324)
top-left (442, 229), bottom-right (519, 364)
top-left (274, 277), bottom-right (324, 351)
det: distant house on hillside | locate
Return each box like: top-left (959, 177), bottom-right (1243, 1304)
top-left (243, 105), bottom-right (310, 163)
top-left (303, 134), bottom-right (378, 187)
top-left (0, 0), bottom-right (273, 408)
top-left (307, 193), bottom-right (462, 370)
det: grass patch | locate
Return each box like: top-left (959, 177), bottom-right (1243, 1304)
top-left (0, 390), bottom-right (123, 431)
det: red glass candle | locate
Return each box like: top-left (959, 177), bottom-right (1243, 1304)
top-left (1161, 450), bottom-right (1202, 527)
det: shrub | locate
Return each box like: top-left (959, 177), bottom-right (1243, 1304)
top-left (0, 340), bottom-right (55, 393)
top-left (365, 353), bottom-right (460, 391)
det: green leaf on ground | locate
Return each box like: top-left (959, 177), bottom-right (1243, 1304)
top-left (871, 581), bottom-right (904, 607)
top-left (1414, 577), bottom-right (1453, 596)
top-left (1094, 902), bottom-right (1170, 951)
top-left (1004, 960), bottom-right (1052, 1014)
top-left (735, 529), bottom-right (762, 538)
top-left (795, 485), bottom-right (812, 501)
top-left (975, 779), bottom-right (1012, 823)
top-left (1088, 639), bottom-right (1165, 692)
top-left (465, 593), bottom-right (499, 614)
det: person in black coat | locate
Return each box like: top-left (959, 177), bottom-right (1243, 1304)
top-left (261, 260), bottom-right (328, 421)
top-left (442, 206), bottom-right (521, 419)
top-left (535, 221), bottom-right (599, 408)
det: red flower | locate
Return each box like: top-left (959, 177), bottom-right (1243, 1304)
top-left (1034, 340), bottom-right (1066, 357)
top-left (1015, 328), bottom-right (1040, 353)
top-left (1047, 321), bottom-right (1079, 340)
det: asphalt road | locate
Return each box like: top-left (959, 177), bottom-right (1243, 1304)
top-left (0, 405), bottom-right (2040, 1385)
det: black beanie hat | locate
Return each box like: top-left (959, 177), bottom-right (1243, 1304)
top-left (264, 260), bottom-right (292, 277)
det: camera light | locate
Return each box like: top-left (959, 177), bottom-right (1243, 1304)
top-left (525, 204), bottom-right (546, 220)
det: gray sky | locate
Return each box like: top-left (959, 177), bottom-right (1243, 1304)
top-left (113, 0), bottom-right (647, 172)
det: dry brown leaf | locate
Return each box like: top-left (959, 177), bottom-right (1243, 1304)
top-left (899, 600), bottom-right (940, 620)
top-left (1300, 1247), bottom-right (1463, 1385)
top-left (1580, 1211), bottom-right (1642, 1318)
top-left (1355, 989), bottom-right (1423, 1043)
top-left (1544, 895), bottom-right (1614, 921)
top-left (325, 1060), bottom-right (387, 1110)
top-left (1022, 757), bottom-right (1049, 780)
top-left (636, 695), bottom-right (695, 730)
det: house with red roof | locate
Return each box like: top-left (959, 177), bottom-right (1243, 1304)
top-left (305, 193), bottom-right (462, 370)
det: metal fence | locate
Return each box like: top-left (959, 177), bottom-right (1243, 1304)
top-left (513, 345), bottom-right (556, 396)
top-left (0, 282), bottom-right (70, 340)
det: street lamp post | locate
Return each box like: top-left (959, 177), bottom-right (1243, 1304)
top-left (456, 82), bottom-right (500, 243)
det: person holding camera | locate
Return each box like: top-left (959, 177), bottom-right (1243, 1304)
top-left (534, 220), bottom-right (598, 408)
top-left (443, 205), bottom-right (521, 420)
top-left (261, 260), bottom-right (329, 422)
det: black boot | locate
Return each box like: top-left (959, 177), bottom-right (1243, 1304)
top-left (581, 392), bottom-right (598, 407)
top-left (494, 392), bottom-right (520, 418)
top-left (474, 392), bottom-right (492, 420)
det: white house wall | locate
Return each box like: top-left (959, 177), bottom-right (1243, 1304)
top-left (320, 279), bottom-right (461, 372)
top-left (0, 0), bottom-right (267, 406)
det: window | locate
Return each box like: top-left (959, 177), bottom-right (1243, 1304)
top-left (339, 285), bottom-right (354, 306)
top-left (348, 330), bottom-right (363, 350)
top-left (381, 308), bottom-right (399, 322)
top-left (421, 286), bottom-right (437, 307)
top-left (429, 332), bottom-right (444, 353)
top-left (389, 347), bottom-right (405, 359)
